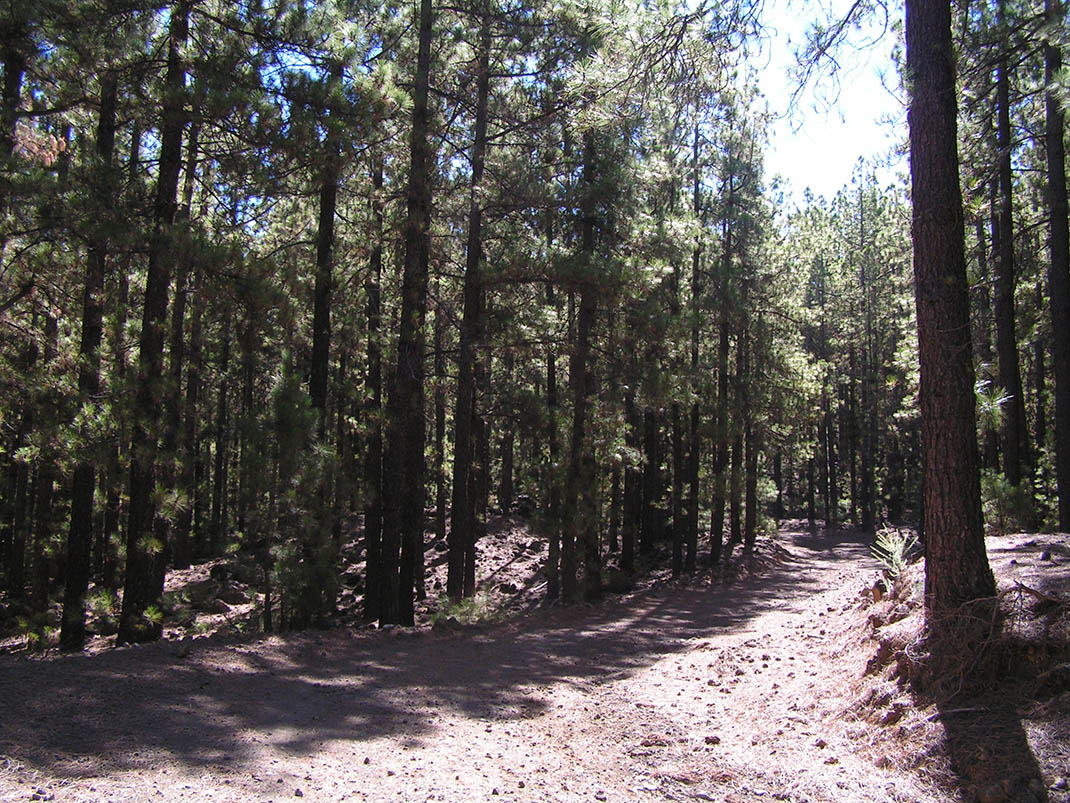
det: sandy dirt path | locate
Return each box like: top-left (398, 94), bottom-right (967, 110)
top-left (0, 525), bottom-right (940, 803)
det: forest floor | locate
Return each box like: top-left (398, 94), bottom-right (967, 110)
top-left (1, 519), bottom-right (1068, 803)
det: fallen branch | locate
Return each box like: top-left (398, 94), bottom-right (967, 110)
top-left (1011, 582), bottom-right (1065, 608)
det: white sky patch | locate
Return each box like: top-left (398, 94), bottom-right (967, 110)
top-left (754, 0), bottom-right (909, 206)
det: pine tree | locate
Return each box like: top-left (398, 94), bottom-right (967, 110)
top-left (905, 0), bottom-right (996, 641)
top-left (118, 1), bottom-right (190, 644)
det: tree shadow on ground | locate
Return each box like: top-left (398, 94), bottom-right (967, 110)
top-left (0, 523), bottom-right (872, 781)
top-left (929, 534), bottom-right (1067, 802)
top-left (935, 676), bottom-right (1050, 801)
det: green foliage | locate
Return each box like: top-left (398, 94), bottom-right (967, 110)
top-left (87, 588), bottom-right (119, 636)
top-left (143, 605), bottom-right (164, 626)
top-left (270, 353), bottom-right (339, 630)
top-left (980, 469), bottom-right (1033, 536)
top-left (870, 527), bottom-right (919, 581)
top-left (975, 376), bottom-right (1010, 436)
top-left (429, 592), bottom-right (499, 626)
top-left (17, 610), bottom-right (59, 652)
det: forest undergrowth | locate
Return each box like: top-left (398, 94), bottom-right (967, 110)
top-left (1, 519), bottom-right (1068, 803)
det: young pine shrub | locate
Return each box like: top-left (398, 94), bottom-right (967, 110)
top-left (268, 354), bottom-right (340, 631)
top-left (870, 526), bottom-right (919, 583)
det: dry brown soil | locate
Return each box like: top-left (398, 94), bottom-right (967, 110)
top-left (1, 522), bottom-right (1067, 802)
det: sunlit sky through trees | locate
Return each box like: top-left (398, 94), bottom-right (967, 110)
top-left (756, 0), bottom-right (907, 206)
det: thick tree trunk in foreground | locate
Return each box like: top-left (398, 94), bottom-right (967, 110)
top-left (1045, 0), bottom-right (1070, 530)
top-left (906, 0), bottom-right (995, 634)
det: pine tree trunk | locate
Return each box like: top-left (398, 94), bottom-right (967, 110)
top-left (209, 318), bottom-right (231, 556)
top-left (466, 349), bottom-right (490, 599)
top-left (860, 204), bottom-right (878, 531)
top-left (671, 403), bottom-right (683, 576)
top-left (729, 434), bottom-right (742, 546)
top-left (623, 391), bottom-right (640, 574)
top-left (1044, 0), bottom-right (1070, 530)
top-left (61, 73), bottom-right (118, 650)
top-left (0, 19), bottom-right (25, 166)
top-left (562, 131), bottom-right (601, 604)
top-left (448, 2), bottom-right (490, 601)
top-left (310, 68), bottom-right (341, 436)
top-left (994, 20), bottom-right (1028, 490)
top-left (236, 326), bottom-right (256, 539)
top-left (686, 122), bottom-right (702, 573)
top-left (363, 161), bottom-right (384, 621)
top-left (772, 448), bottom-right (783, 521)
top-left (743, 421), bottom-right (758, 555)
top-left (641, 408), bottom-right (658, 555)
top-left (32, 471), bottom-right (55, 609)
top-left (381, 0), bottom-right (433, 626)
top-left (608, 464), bottom-right (620, 553)
top-left (98, 125), bottom-right (139, 588)
top-left (499, 352), bottom-right (515, 513)
top-left (546, 330), bottom-right (561, 596)
top-left (711, 184), bottom-right (733, 563)
top-left (173, 263), bottom-right (202, 566)
top-left (4, 298), bottom-right (39, 598)
top-left (1035, 281), bottom-right (1047, 462)
top-left (710, 314), bottom-right (729, 564)
top-left (807, 456), bottom-right (816, 529)
top-left (823, 393), bottom-right (838, 527)
top-left (154, 120), bottom-right (199, 580)
top-left (905, 0), bottom-right (995, 632)
top-left (573, 298), bottom-right (600, 601)
top-left (974, 218), bottom-right (1001, 470)
top-left (334, 345), bottom-right (350, 535)
top-left (30, 313), bottom-right (59, 608)
top-left (433, 279), bottom-right (447, 545)
top-left (7, 411), bottom-right (30, 599)
top-left (117, 1), bottom-right (189, 644)
top-left (847, 357), bottom-right (859, 525)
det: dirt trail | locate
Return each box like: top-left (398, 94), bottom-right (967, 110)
top-left (0, 525), bottom-right (938, 802)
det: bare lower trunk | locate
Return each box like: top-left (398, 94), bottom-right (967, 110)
top-left (905, 0), bottom-right (995, 633)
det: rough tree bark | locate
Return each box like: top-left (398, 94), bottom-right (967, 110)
top-left (905, 0), bottom-right (996, 637)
